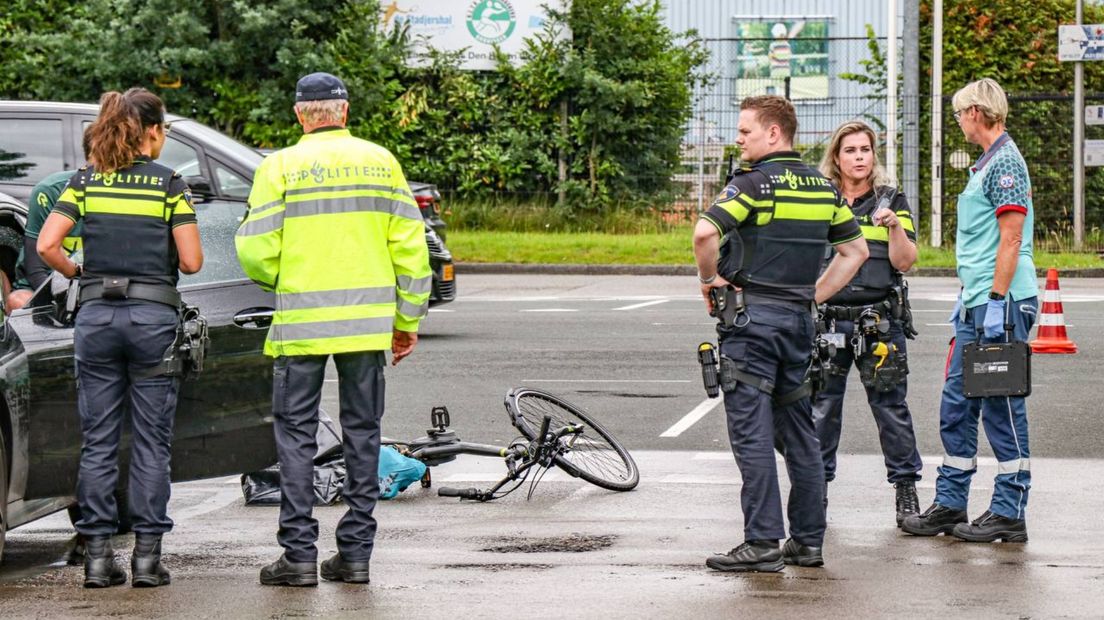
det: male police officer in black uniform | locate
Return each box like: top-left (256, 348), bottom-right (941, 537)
top-left (693, 96), bottom-right (867, 573)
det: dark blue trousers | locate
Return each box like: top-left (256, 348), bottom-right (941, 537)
top-left (936, 298), bottom-right (1037, 520)
top-left (812, 318), bottom-right (922, 484)
top-left (719, 303), bottom-right (826, 547)
top-left (273, 352), bottom-right (385, 563)
top-left (74, 300), bottom-right (180, 537)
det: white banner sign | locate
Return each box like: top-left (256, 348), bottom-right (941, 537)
top-left (383, 0), bottom-right (567, 70)
top-left (1059, 24), bottom-right (1104, 62)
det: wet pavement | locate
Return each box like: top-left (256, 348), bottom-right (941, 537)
top-left (2, 451), bottom-right (1102, 619)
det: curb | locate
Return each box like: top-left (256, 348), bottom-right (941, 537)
top-left (456, 263), bottom-right (1104, 278)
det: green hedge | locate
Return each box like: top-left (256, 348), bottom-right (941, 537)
top-left (0, 0), bottom-right (706, 214)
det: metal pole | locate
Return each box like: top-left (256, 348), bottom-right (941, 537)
top-left (697, 116), bottom-right (705, 214)
top-left (930, 0), bottom-right (943, 247)
top-left (903, 0), bottom-right (920, 222)
top-left (887, 0), bottom-right (899, 187)
top-left (1075, 0), bottom-right (1085, 250)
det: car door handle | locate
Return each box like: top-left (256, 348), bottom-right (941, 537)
top-left (233, 307), bottom-right (274, 329)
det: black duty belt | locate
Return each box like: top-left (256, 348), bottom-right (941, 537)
top-left (821, 299), bottom-right (892, 321)
top-left (80, 278), bottom-right (181, 308)
top-left (743, 294), bottom-right (812, 312)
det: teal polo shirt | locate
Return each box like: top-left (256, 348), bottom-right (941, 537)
top-left (955, 133), bottom-right (1037, 308)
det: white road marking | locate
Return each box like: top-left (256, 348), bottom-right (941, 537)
top-left (520, 308), bottom-right (578, 313)
top-left (614, 299), bottom-right (670, 311)
top-left (521, 379), bottom-right (692, 383)
top-left (429, 308), bottom-right (454, 313)
top-left (661, 397), bottom-right (722, 437)
top-left (652, 322), bottom-right (717, 326)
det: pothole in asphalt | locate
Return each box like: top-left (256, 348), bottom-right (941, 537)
top-left (480, 533), bottom-right (617, 553)
top-left (437, 563), bottom-right (554, 572)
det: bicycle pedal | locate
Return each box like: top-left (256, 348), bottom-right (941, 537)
top-left (430, 406), bottom-right (451, 431)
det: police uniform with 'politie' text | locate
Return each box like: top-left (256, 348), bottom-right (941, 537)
top-left (701, 151), bottom-right (861, 550)
top-left (52, 157), bottom-right (195, 539)
top-left (812, 187), bottom-right (924, 505)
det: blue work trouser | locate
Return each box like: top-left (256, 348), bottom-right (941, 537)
top-left (719, 303), bottom-right (826, 547)
top-left (935, 297), bottom-right (1038, 520)
top-left (812, 317), bottom-right (923, 484)
top-left (74, 300), bottom-right (180, 537)
top-left (273, 352), bottom-right (386, 563)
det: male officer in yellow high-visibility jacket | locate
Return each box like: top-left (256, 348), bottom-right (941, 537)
top-left (236, 72), bottom-right (430, 587)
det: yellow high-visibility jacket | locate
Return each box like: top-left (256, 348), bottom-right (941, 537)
top-left (235, 129), bottom-right (431, 357)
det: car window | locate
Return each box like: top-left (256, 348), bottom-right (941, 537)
top-left (178, 201), bottom-right (248, 287)
top-left (157, 138), bottom-right (202, 178)
top-left (212, 160), bottom-right (251, 199)
top-left (0, 118), bottom-right (65, 185)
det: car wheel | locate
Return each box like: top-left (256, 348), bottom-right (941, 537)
top-left (66, 487), bottom-right (132, 535)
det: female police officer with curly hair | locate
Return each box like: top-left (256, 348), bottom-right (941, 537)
top-left (38, 88), bottom-right (203, 588)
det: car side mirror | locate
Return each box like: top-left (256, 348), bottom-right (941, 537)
top-left (184, 176), bottom-right (215, 203)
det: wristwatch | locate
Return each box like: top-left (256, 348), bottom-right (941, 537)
top-left (988, 290), bottom-right (1005, 301)
top-left (698, 273), bottom-right (717, 284)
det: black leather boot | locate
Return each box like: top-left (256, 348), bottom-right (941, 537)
top-left (894, 480), bottom-right (921, 528)
top-left (259, 554), bottom-right (318, 587)
top-left (952, 510), bottom-right (1028, 543)
top-left (83, 536), bottom-right (127, 588)
top-left (901, 503), bottom-right (968, 536)
top-left (132, 534), bottom-right (171, 587)
top-left (321, 553), bottom-right (371, 583)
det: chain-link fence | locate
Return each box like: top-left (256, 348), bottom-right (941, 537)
top-left (675, 36), bottom-right (895, 219)
top-left (937, 93), bottom-right (1104, 252)
top-left (678, 38), bottom-right (1101, 251)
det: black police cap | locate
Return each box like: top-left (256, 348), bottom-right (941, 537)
top-left (295, 72), bottom-right (349, 102)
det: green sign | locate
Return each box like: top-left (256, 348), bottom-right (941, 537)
top-left (466, 0), bottom-right (517, 45)
top-left (735, 19), bottom-right (830, 101)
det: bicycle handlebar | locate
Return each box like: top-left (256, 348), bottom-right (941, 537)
top-left (438, 487), bottom-right (483, 500)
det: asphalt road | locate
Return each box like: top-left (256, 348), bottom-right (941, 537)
top-left (3, 274), bottom-right (1103, 618)
top-left (376, 274), bottom-right (1104, 460)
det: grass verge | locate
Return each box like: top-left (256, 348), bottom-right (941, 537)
top-left (449, 230), bottom-right (1104, 269)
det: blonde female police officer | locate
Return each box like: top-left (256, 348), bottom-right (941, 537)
top-left (39, 88), bottom-right (203, 588)
top-left (814, 121), bottom-right (923, 527)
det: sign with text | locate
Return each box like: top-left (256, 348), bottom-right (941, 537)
top-left (1083, 139), bottom-right (1104, 166)
top-left (382, 0), bottom-right (568, 70)
top-left (1059, 25), bottom-right (1104, 62)
top-left (1086, 105), bottom-right (1104, 125)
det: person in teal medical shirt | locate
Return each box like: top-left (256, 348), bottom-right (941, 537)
top-left (902, 78), bottom-right (1038, 543)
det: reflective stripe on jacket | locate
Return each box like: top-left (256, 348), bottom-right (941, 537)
top-left (235, 128), bottom-right (431, 357)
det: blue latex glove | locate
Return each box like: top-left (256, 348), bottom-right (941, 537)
top-left (948, 297), bottom-right (962, 324)
top-left (983, 298), bottom-right (1007, 339)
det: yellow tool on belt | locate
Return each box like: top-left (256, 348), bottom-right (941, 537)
top-left (873, 342), bottom-right (893, 370)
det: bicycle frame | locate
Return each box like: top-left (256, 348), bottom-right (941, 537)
top-left (387, 409), bottom-right (585, 502)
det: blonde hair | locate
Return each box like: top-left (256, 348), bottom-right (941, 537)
top-left (294, 99), bottom-right (348, 127)
top-left (819, 121), bottom-right (888, 188)
top-left (952, 78), bottom-right (1008, 127)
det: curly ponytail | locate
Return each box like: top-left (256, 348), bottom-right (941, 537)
top-left (86, 88), bottom-right (165, 174)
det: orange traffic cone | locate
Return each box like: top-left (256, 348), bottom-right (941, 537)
top-left (1030, 268), bottom-right (1077, 354)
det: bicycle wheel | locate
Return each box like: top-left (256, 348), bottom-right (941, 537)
top-left (505, 387), bottom-right (639, 491)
